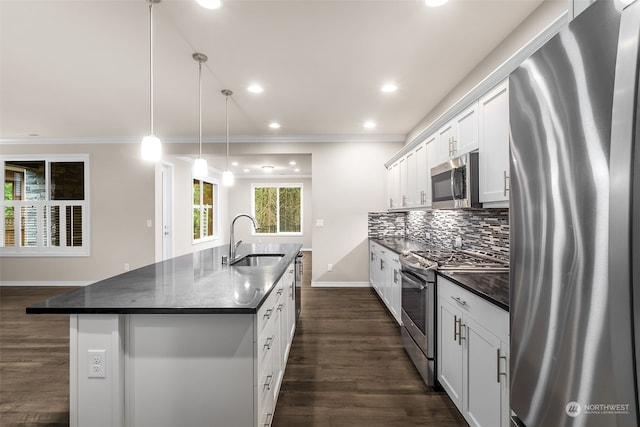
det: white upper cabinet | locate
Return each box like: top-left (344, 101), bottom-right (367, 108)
top-left (437, 102), bottom-right (479, 164)
top-left (478, 80), bottom-right (510, 206)
top-left (437, 121), bottom-right (456, 164)
top-left (406, 149), bottom-right (417, 208)
top-left (455, 103), bottom-right (479, 155)
top-left (387, 161), bottom-right (400, 209)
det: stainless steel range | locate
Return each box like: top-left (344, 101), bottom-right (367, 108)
top-left (399, 249), bottom-right (508, 387)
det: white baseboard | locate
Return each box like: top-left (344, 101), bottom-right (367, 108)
top-left (0, 281), bottom-right (92, 287)
top-left (311, 281), bottom-right (371, 288)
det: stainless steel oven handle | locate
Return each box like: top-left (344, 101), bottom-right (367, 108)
top-left (399, 271), bottom-right (427, 290)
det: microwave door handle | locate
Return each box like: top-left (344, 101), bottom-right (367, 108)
top-left (450, 169), bottom-right (456, 199)
top-left (400, 271), bottom-right (427, 290)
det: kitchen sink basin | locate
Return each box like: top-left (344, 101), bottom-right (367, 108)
top-left (231, 254), bottom-right (285, 267)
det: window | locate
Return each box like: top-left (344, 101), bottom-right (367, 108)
top-left (252, 184), bottom-right (302, 235)
top-left (1, 155), bottom-right (89, 256)
top-left (193, 178), bottom-right (218, 242)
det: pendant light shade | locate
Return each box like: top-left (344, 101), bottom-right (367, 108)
top-left (192, 52), bottom-right (208, 178)
top-left (141, 0), bottom-right (162, 162)
top-left (222, 89), bottom-right (234, 187)
top-left (196, 0), bottom-right (222, 9)
top-left (141, 135), bottom-right (161, 161)
top-left (193, 158), bottom-right (208, 177)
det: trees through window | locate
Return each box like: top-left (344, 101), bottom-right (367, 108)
top-left (252, 184), bottom-right (302, 235)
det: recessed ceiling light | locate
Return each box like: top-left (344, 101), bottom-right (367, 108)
top-left (425, 0), bottom-right (448, 7)
top-left (196, 0), bottom-right (223, 10)
top-left (269, 122), bottom-right (281, 129)
top-left (381, 83), bottom-right (398, 93)
top-left (289, 161), bottom-right (296, 165)
top-left (262, 165), bottom-right (275, 172)
top-left (243, 169), bottom-right (250, 173)
top-left (231, 161), bottom-right (239, 166)
top-left (247, 84), bottom-right (264, 94)
top-left (294, 168), bottom-right (300, 173)
top-left (363, 120), bottom-right (376, 129)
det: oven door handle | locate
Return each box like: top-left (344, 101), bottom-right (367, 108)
top-left (400, 271), bottom-right (427, 290)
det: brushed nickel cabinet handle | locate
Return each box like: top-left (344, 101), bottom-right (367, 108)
top-left (451, 296), bottom-right (468, 307)
top-left (264, 374), bottom-right (273, 391)
top-left (503, 170), bottom-right (510, 196)
top-left (264, 336), bottom-right (273, 350)
top-left (454, 315), bottom-right (458, 341)
top-left (497, 348), bottom-right (508, 383)
top-left (459, 321), bottom-right (466, 346)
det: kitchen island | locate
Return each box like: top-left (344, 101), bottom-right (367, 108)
top-left (27, 243), bottom-right (302, 427)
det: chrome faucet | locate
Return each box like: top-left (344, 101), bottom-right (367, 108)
top-left (229, 214), bottom-right (260, 263)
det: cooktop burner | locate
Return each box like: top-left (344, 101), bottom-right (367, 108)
top-left (401, 249), bottom-right (509, 273)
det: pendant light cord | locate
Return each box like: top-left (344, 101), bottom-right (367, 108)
top-left (198, 61), bottom-right (202, 158)
top-left (225, 95), bottom-right (230, 170)
top-left (149, 1), bottom-right (154, 136)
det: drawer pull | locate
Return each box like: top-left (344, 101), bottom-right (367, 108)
top-left (264, 413), bottom-right (273, 427)
top-left (277, 288), bottom-right (283, 296)
top-left (497, 349), bottom-right (507, 383)
top-left (263, 308), bottom-right (273, 319)
top-left (451, 296), bottom-right (468, 307)
top-left (264, 374), bottom-right (273, 391)
top-left (264, 336), bottom-right (273, 350)
top-left (277, 303), bottom-right (283, 312)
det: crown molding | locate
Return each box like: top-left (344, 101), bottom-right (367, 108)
top-left (0, 134), bottom-right (406, 145)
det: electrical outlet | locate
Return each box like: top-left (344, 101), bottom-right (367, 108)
top-left (88, 349), bottom-right (106, 378)
top-left (328, 264), bottom-right (333, 272)
top-left (425, 232), bottom-right (431, 240)
top-left (124, 263), bottom-right (130, 272)
top-left (454, 236), bottom-right (463, 249)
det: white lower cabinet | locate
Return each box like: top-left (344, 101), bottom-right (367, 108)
top-left (258, 264), bottom-right (296, 426)
top-left (437, 276), bottom-right (509, 427)
top-left (369, 241), bottom-right (402, 325)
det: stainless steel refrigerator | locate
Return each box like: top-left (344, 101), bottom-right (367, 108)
top-left (509, 0), bottom-right (640, 426)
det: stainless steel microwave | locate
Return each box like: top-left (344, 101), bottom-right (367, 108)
top-left (430, 152), bottom-right (480, 209)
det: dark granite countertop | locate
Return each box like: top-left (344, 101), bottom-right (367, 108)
top-left (438, 271), bottom-right (509, 311)
top-left (370, 236), bottom-right (429, 254)
top-left (370, 237), bottom-right (509, 310)
top-left (26, 243), bottom-right (302, 315)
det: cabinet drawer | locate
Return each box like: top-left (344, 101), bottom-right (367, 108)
top-left (258, 351), bottom-right (274, 426)
top-left (257, 322), bottom-right (276, 370)
top-left (257, 287), bottom-right (281, 336)
top-left (438, 277), bottom-right (508, 341)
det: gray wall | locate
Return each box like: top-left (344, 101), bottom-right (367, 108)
top-left (0, 143), bottom-right (156, 283)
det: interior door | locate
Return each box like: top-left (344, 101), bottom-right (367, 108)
top-left (162, 163), bottom-right (173, 261)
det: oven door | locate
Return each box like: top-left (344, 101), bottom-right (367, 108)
top-left (400, 270), bottom-right (432, 358)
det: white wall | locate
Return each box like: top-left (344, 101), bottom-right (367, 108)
top-left (406, 0), bottom-right (567, 146)
top-left (227, 177), bottom-right (313, 249)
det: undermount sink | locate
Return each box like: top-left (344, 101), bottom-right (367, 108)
top-left (231, 254), bottom-right (285, 267)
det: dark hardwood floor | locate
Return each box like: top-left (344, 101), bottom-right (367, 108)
top-left (273, 253), bottom-right (466, 427)
top-left (0, 286), bottom-right (76, 427)
top-left (0, 251), bottom-right (466, 426)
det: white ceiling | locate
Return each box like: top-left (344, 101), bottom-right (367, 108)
top-left (1, 0), bottom-right (548, 144)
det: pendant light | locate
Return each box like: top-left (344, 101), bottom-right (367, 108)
top-left (141, 0), bottom-right (162, 162)
top-left (192, 53), bottom-right (208, 178)
top-left (196, 0), bottom-right (223, 9)
top-left (221, 89), bottom-right (235, 186)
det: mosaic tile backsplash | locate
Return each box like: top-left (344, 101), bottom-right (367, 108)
top-left (368, 209), bottom-right (509, 262)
